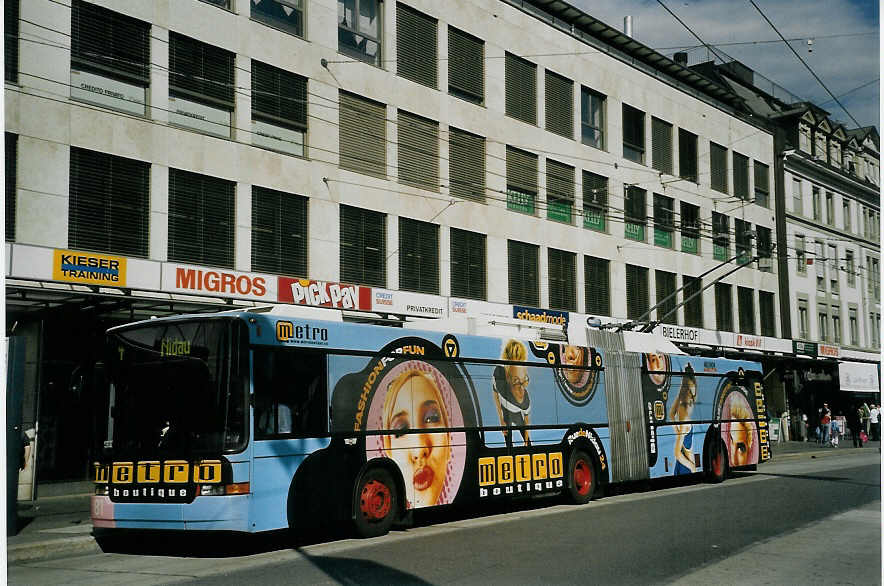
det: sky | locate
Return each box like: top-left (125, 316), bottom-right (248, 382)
top-left (572, 0), bottom-right (880, 130)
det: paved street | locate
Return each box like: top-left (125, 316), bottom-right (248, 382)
top-left (8, 450), bottom-right (880, 585)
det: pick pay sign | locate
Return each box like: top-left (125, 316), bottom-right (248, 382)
top-left (277, 278), bottom-right (372, 310)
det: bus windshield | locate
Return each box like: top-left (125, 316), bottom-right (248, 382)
top-left (100, 319), bottom-right (247, 459)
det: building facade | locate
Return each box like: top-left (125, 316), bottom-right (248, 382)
top-left (4, 0), bottom-right (825, 491)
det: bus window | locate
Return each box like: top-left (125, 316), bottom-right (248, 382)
top-left (253, 348), bottom-right (327, 438)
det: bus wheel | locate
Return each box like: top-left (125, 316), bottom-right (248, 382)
top-left (566, 449), bottom-right (596, 505)
top-left (706, 440), bottom-right (727, 483)
top-left (353, 467), bottom-right (398, 538)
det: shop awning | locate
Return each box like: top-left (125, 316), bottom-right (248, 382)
top-left (839, 361), bottom-right (880, 393)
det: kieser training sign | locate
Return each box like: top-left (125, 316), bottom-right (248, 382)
top-left (278, 277), bottom-right (371, 310)
top-left (52, 249), bottom-right (127, 286)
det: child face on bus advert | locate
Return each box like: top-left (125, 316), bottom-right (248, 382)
top-left (646, 352), bottom-right (667, 387)
top-left (383, 371), bottom-right (451, 508)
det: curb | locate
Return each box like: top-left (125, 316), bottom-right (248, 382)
top-left (8, 535), bottom-right (101, 564)
top-left (766, 446), bottom-right (879, 462)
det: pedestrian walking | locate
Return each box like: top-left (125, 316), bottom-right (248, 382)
top-left (818, 403), bottom-right (832, 446)
top-left (800, 411), bottom-right (808, 441)
top-left (848, 406), bottom-right (862, 447)
top-left (830, 416), bottom-right (841, 447)
top-left (861, 403), bottom-right (871, 438)
top-left (870, 404), bottom-right (880, 441)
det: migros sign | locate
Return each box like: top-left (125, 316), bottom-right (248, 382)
top-left (478, 452), bottom-right (564, 497)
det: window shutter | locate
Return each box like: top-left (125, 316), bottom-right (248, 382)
top-left (448, 27), bottom-right (483, 104)
top-left (754, 161), bottom-right (769, 206)
top-left (339, 91), bottom-right (386, 178)
top-left (546, 159), bottom-right (574, 223)
top-left (710, 142), bottom-right (728, 193)
top-left (679, 129), bottom-right (698, 182)
top-left (449, 127), bottom-right (485, 202)
top-left (653, 193), bottom-right (674, 230)
top-left (450, 227), bottom-right (486, 300)
top-left (622, 104), bottom-right (645, 162)
top-left (651, 117), bottom-right (673, 174)
top-left (340, 205), bottom-right (386, 287)
top-left (69, 147), bottom-right (149, 258)
top-left (625, 186), bottom-right (646, 223)
top-left (5, 133), bottom-right (16, 242)
top-left (168, 169), bottom-right (234, 268)
top-left (738, 287), bottom-right (755, 334)
top-left (399, 217), bottom-right (439, 294)
top-left (583, 171), bottom-right (607, 231)
top-left (251, 186), bottom-right (308, 277)
top-left (680, 202), bottom-right (699, 237)
top-left (545, 70), bottom-right (573, 139)
top-left (715, 283), bottom-right (733, 332)
top-left (398, 110), bottom-right (439, 190)
top-left (655, 270), bottom-right (677, 323)
top-left (506, 146), bottom-right (537, 213)
top-left (252, 60), bottom-right (307, 129)
top-left (72, 0), bottom-right (149, 83)
top-left (5, 0), bottom-right (18, 82)
top-left (733, 152), bottom-right (749, 199)
top-left (626, 264), bottom-right (649, 320)
top-left (760, 291), bottom-right (776, 337)
top-left (584, 256), bottom-right (610, 316)
top-left (396, 3), bottom-right (437, 89)
top-left (683, 276), bottom-right (703, 328)
top-left (548, 248), bottom-right (576, 311)
top-left (505, 53), bottom-right (536, 125)
top-left (508, 240), bottom-right (538, 306)
top-left (169, 32), bottom-right (234, 107)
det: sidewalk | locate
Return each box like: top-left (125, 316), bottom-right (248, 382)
top-left (6, 440), bottom-right (881, 564)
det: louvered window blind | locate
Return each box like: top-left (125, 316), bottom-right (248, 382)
top-left (508, 240), bottom-right (539, 306)
top-left (733, 152), bottom-right (749, 200)
top-left (583, 171), bottom-right (607, 231)
top-left (252, 186), bottom-right (308, 277)
top-left (679, 129), bottom-right (698, 182)
top-left (449, 127), bottom-right (485, 202)
top-left (754, 161), bottom-right (769, 207)
top-left (680, 202), bottom-right (700, 254)
top-left (505, 53), bottom-right (536, 125)
top-left (169, 32), bottom-right (234, 108)
top-left (69, 147), bottom-right (149, 257)
top-left (712, 212), bottom-right (729, 261)
top-left (738, 287), bottom-right (755, 334)
top-left (735, 218), bottom-right (752, 264)
top-left (622, 104), bottom-right (645, 164)
top-left (506, 146), bottom-right (537, 214)
top-left (5, 133), bottom-right (16, 242)
top-left (251, 0), bottom-right (304, 37)
top-left (548, 248), bottom-right (576, 311)
top-left (710, 142), bottom-right (728, 193)
top-left (339, 91), bottom-right (386, 178)
top-left (584, 256), bottom-right (610, 316)
top-left (399, 217), bottom-right (439, 294)
top-left (5, 0), bottom-right (18, 82)
top-left (340, 204), bottom-right (386, 287)
top-left (625, 264), bottom-right (649, 320)
top-left (398, 110), bottom-right (439, 190)
top-left (168, 169), bottom-right (234, 268)
top-left (625, 186), bottom-right (647, 223)
top-left (757, 226), bottom-right (772, 271)
top-left (252, 60), bottom-right (307, 131)
top-left (653, 193), bottom-right (674, 248)
top-left (546, 159), bottom-right (574, 224)
top-left (760, 291), bottom-right (776, 336)
top-left (72, 0), bottom-right (149, 84)
top-left (683, 275), bottom-right (703, 328)
top-left (396, 3), bottom-right (437, 89)
top-left (655, 270), bottom-right (677, 323)
top-left (715, 283), bottom-right (733, 332)
top-left (651, 117), bottom-right (673, 175)
top-left (448, 27), bottom-right (483, 104)
top-left (545, 70), bottom-right (573, 139)
top-left (450, 227), bottom-right (486, 300)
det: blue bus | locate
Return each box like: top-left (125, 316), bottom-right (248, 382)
top-left (91, 306), bottom-right (770, 538)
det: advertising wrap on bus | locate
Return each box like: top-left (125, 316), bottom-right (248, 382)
top-left (92, 310), bottom-right (770, 538)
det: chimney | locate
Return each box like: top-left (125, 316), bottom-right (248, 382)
top-left (674, 52), bottom-right (688, 66)
top-left (623, 16), bottom-right (632, 37)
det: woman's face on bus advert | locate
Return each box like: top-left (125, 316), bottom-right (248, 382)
top-left (562, 345), bottom-right (585, 384)
top-left (385, 373), bottom-right (451, 507)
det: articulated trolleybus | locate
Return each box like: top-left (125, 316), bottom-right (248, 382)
top-left (91, 305), bottom-right (770, 538)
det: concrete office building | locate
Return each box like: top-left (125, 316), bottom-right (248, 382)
top-left (6, 0), bottom-right (787, 491)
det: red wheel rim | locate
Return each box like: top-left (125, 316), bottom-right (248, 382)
top-left (360, 479), bottom-right (391, 520)
top-left (574, 459), bottom-right (591, 496)
top-left (712, 449), bottom-right (724, 477)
